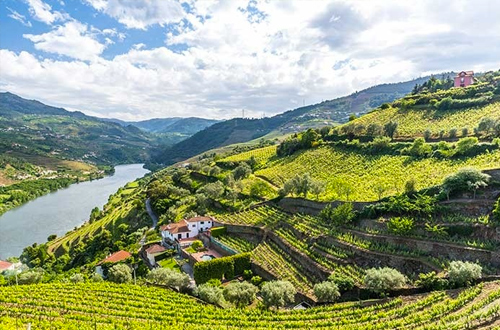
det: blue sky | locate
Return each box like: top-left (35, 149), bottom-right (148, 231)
top-left (1, 0), bottom-right (500, 120)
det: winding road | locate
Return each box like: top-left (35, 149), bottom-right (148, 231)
top-left (145, 198), bottom-right (158, 228)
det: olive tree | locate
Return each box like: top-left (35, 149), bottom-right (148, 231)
top-left (198, 283), bottom-right (223, 305)
top-left (314, 281), bottom-right (340, 303)
top-left (261, 280), bottom-right (296, 309)
top-left (108, 264), bottom-right (132, 283)
top-left (147, 268), bottom-right (191, 291)
top-left (364, 267), bottom-right (407, 294)
top-left (223, 281), bottom-right (258, 308)
top-left (441, 168), bottom-right (490, 200)
top-left (448, 261), bottom-right (482, 286)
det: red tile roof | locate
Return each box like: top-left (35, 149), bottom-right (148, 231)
top-left (456, 70), bottom-right (474, 77)
top-left (98, 250), bottom-right (131, 265)
top-left (146, 244), bottom-right (166, 255)
top-left (0, 260), bottom-right (12, 271)
top-left (185, 216), bottom-right (213, 223)
top-left (160, 220), bottom-right (190, 234)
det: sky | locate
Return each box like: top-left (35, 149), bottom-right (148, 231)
top-left (0, 0), bottom-right (499, 121)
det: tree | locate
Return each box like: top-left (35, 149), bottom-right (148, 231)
top-left (198, 283), bottom-right (223, 305)
top-left (374, 183), bottom-right (388, 200)
top-left (364, 267), bottom-right (406, 294)
top-left (199, 181), bottom-right (225, 200)
top-left (310, 180), bottom-right (326, 200)
top-left (191, 240), bottom-right (203, 250)
top-left (249, 180), bottom-right (271, 198)
top-left (477, 117), bottom-right (495, 134)
top-left (455, 137), bottom-right (479, 155)
top-left (18, 269), bottom-right (44, 285)
top-left (366, 123), bottom-right (383, 137)
top-left (314, 281), bottom-right (340, 303)
top-left (261, 280), bottom-right (296, 309)
top-left (448, 261), bottom-right (482, 287)
top-left (415, 272), bottom-right (448, 290)
top-left (91, 273), bottom-right (104, 282)
top-left (328, 273), bottom-right (355, 292)
top-left (223, 281), bottom-right (258, 308)
top-left (70, 273), bottom-right (85, 283)
top-left (147, 268), bottom-right (191, 291)
top-left (108, 264), bottom-right (132, 283)
top-left (233, 163), bottom-right (252, 180)
top-left (449, 128), bottom-right (458, 139)
top-left (441, 168), bottom-right (490, 200)
top-left (384, 121), bottom-right (398, 139)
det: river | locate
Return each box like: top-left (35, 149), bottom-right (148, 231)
top-left (0, 164), bottom-right (150, 259)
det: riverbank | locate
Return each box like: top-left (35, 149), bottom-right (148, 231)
top-left (0, 164), bottom-right (149, 259)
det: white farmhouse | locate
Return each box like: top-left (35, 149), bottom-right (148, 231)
top-left (160, 216), bottom-right (214, 246)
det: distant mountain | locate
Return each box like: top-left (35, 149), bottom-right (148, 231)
top-left (0, 92), bottom-right (152, 165)
top-left (105, 117), bottom-right (220, 134)
top-left (152, 76), bottom-right (431, 165)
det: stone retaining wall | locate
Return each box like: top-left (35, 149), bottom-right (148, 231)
top-left (278, 197), bottom-right (372, 215)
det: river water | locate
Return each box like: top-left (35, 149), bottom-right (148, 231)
top-left (0, 164), bottom-right (150, 259)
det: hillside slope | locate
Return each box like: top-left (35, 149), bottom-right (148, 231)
top-left (153, 76), bottom-right (431, 165)
top-left (0, 92), bottom-right (152, 165)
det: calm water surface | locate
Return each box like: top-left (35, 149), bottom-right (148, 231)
top-left (0, 164), bottom-right (149, 259)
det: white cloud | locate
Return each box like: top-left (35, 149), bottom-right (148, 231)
top-left (23, 21), bottom-right (106, 61)
top-left (26, 0), bottom-right (68, 25)
top-left (7, 7), bottom-right (32, 27)
top-left (2, 0), bottom-right (500, 121)
top-left (84, 0), bottom-right (186, 30)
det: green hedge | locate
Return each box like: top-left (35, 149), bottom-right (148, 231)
top-left (211, 226), bottom-right (227, 238)
top-left (194, 253), bottom-right (251, 284)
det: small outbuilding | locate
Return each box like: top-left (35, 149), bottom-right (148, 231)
top-left (95, 250), bottom-right (132, 277)
top-left (454, 71), bottom-right (474, 87)
top-left (145, 244), bottom-right (166, 265)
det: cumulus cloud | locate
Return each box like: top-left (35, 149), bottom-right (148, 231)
top-left (26, 0), bottom-right (68, 25)
top-left (7, 7), bottom-right (32, 27)
top-left (2, 0), bottom-right (500, 120)
top-left (23, 21), bottom-right (106, 61)
top-left (84, 0), bottom-right (186, 30)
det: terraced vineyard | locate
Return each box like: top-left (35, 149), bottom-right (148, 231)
top-left (219, 145), bottom-right (277, 164)
top-left (255, 145), bottom-right (500, 201)
top-left (215, 205), bottom-right (289, 226)
top-left (213, 234), bottom-right (256, 253)
top-left (1, 282), bottom-right (500, 329)
top-left (351, 102), bottom-right (500, 138)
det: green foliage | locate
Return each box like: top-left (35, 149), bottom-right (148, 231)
top-left (328, 273), bottom-right (355, 292)
top-left (401, 138), bottom-right (432, 157)
top-left (277, 129), bottom-right (321, 156)
top-left (18, 269), bottom-right (44, 285)
top-left (493, 198), bottom-right (500, 222)
top-left (233, 163), bottom-right (253, 180)
top-left (415, 272), bottom-right (448, 290)
top-left (320, 203), bottom-right (356, 226)
top-left (280, 173), bottom-right (322, 198)
top-left (147, 268), bottom-right (191, 291)
top-left (193, 253), bottom-right (251, 284)
top-left (314, 281), bottom-right (340, 303)
top-left (191, 240), bottom-right (203, 250)
top-left (363, 267), bottom-right (407, 294)
top-left (261, 280), bottom-right (296, 309)
top-left (107, 264), bottom-right (132, 284)
top-left (69, 273), bottom-right (85, 283)
top-left (386, 217), bottom-right (414, 236)
top-left (198, 283), bottom-right (223, 305)
top-left (455, 137), bottom-right (479, 155)
top-left (210, 227), bottom-right (227, 238)
top-left (371, 193), bottom-right (437, 217)
top-left (251, 276), bottom-right (263, 286)
top-left (223, 281), bottom-right (258, 308)
top-left (441, 168), bottom-right (490, 199)
top-left (448, 261), bottom-right (482, 287)
top-left (384, 121), bottom-right (398, 138)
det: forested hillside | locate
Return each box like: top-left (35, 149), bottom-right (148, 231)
top-left (152, 76), bottom-right (431, 165)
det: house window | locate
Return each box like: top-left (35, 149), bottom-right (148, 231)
top-left (186, 233), bottom-right (189, 238)
top-left (200, 221), bottom-right (205, 224)
top-left (192, 224), bottom-right (196, 227)
top-left (178, 234), bottom-right (182, 239)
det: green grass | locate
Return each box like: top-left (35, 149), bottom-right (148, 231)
top-left (158, 258), bottom-right (180, 270)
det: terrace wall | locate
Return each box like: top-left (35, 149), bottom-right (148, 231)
top-left (345, 229), bottom-right (500, 267)
top-left (278, 197), bottom-right (372, 215)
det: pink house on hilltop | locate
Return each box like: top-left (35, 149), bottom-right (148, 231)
top-left (454, 71), bottom-right (474, 87)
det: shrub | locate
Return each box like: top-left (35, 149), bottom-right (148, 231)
top-left (194, 253), bottom-right (251, 284)
top-left (233, 163), bottom-right (252, 180)
top-left (320, 203), bottom-right (356, 226)
top-left (91, 273), bottom-right (104, 282)
top-left (191, 240), bottom-right (204, 250)
top-left (250, 276), bottom-right (263, 286)
top-left (261, 280), bottom-right (296, 309)
top-left (415, 272), bottom-right (448, 290)
top-left (147, 268), bottom-right (191, 291)
top-left (386, 217), bottom-right (414, 235)
top-left (441, 168), bottom-right (490, 199)
top-left (449, 128), bottom-right (458, 138)
top-left (448, 261), bottom-right (482, 286)
top-left (206, 278), bottom-right (222, 287)
top-left (70, 273), bottom-right (84, 283)
top-left (243, 269), bottom-right (253, 280)
top-left (455, 137), bottom-right (479, 155)
top-left (18, 269), bottom-right (44, 285)
top-left (223, 281), bottom-right (258, 308)
top-left (198, 283), bottom-right (223, 305)
top-left (107, 264), bottom-right (132, 283)
top-left (328, 273), bottom-right (355, 292)
top-left (364, 267), bottom-right (407, 294)
top-left (314, 281), bottom-right (340, 303)
top-left (493, 198), bottom-right (500, 222)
